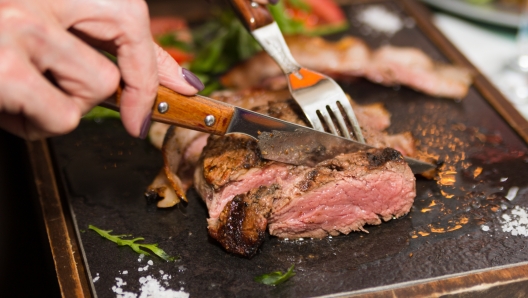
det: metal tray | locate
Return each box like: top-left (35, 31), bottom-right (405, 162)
top-left (30, 0), bottom-right (528, 297)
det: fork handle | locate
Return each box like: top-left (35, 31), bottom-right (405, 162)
top-left (228, 0), bottom-right (274, 31)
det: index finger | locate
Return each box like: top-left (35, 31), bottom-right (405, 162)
top-left (62, 0), bottom-right (158, 138)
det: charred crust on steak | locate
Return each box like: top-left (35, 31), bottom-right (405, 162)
top-left (201, 135), bottom-right (263, 189)
top-left (208, 186), bottom-right (277, 257)
top-left (367, 148), bottom-right (404, 168)
top-left (252, 100), bottom-right (309, 126)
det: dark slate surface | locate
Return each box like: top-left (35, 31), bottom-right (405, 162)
top-left (49, 1), bottom-right (528, 297)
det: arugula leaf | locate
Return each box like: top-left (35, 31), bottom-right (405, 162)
top-left (287, 0), bottom-right (311, 12)
top-left (156, 33), bottom-right (192, 52)
top-left (254, 265), bottom-right (296, 286)
top-left (268, 2), bottom-right (306, 35)
top-left (89, 225), bottom-right (177, 262)
top-left (83, 106), bottom-right (120, 120)
top-left (189, 10), bottom-right (262, 95)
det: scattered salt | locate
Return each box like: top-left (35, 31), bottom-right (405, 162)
top-left (123, 271), bottom-right (128, 275)
top-left (505, 186), bottom-right (519, 201)
top-left (93, 273), bottom-right (100, 283)
top-left (356, 5), bottom-right (403, 36)
top-left (112, 271), bottom-right (188, 298)
top-left (500, 206), bottom-right (528, 236)
top-left (481, 225), bottom-right (490, 232)
top-left (500, 177), bottom-right (508, 182)
top-left (147, 260), bottom-right (154, 266)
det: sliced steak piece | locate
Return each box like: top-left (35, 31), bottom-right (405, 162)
top-left (268, 148), bottom-right (416, 239)
top-left (221, 35), bottom-right (472, 99)
top-left (196, 134), bottom-right (416, 256)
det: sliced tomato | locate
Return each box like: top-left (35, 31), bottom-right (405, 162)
top-left (284, 0), bottom-right (347, 33)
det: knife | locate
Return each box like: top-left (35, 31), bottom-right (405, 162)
top-left (102, 85), bottom-right (436, 174)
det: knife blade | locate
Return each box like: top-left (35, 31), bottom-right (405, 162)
top-left (102, 85), bottom-right (436, 174)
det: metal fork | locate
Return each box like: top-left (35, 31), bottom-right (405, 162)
top-left (229, 0), bottom-right (365, 143)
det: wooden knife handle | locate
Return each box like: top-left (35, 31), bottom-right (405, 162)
top-left (228, 0), bottom-right (274, 31)
top-left (102, 85), bottom-right (235, 135)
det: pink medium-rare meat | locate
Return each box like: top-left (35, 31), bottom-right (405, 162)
top-left (221, 35), bottom-right (472, 99)
top-left (267, 148), bottom-right (416, 238)
top-left (197, 140), bottom-right (416, 257)
top-left (191, 93), bottom-right (417, 257)
top-left (150, 89), bottom-right (415, 208)
top-left (147, 89), bottom-right (292, 205)
top-left (364, 46), bottom-right (473, 99)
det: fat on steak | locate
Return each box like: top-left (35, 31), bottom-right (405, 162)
top-left (221, 35), bottom-right (472, 99)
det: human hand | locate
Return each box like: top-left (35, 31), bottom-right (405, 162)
top-left (0, 0), bottom-right (203, 140)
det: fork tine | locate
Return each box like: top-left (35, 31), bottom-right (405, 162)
top-left (327, 103), bottom-right (352, 139)
top-left (318, 109), bottom-right (339, 136)
top-left (338, 100), bottom-right (365, 143)
top-left (305, 109), bottom-right (325, 132)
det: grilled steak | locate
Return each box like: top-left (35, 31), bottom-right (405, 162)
top-left (221, 35), bottom-right (472, 99)
top-left (196, 135), bottom-right (416, 257)
top-left (193, 95), bottom-right (417, 257)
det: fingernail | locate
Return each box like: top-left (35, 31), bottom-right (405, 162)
top-left (139, 112), bottom-right (152, 140)
top-left (182, 68), bottom-right (204, 91)
top-left (269, 0), bottom-right (279, 4)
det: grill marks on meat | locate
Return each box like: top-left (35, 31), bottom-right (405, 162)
top-left (221, 35), bottom-right (472, 99)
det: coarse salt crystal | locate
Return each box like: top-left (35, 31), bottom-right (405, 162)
top-left (93, 276), bottom-right (100, 283)
top-left (356, 5), bottom-right (403, 36)
top-left (147, 260), bottom-right (154, 266)
top-left (506, 186), bottom-right (519, 201)
top-left (481, 225), bottom-right (490, 232)
top-left (123, 270), bottom-right (128, 275)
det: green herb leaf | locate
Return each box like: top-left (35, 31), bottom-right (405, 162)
top-left (287, 0), bottom-right (311, 12)
top-left (156, 33), bottom-right (192, 52)
top-left (254, 264), bottom-right (295, 286)
top-left (269, 0), bottom-right (348, 36)
top-left (83, 106), bottom-right (120, 120)
top-left (88, 225), bottom-right (177, 262)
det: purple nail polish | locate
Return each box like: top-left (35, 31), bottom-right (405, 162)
top-left (269, 0), bottom-right (279, 4)
top-left (139, 112), bottom-right (152, 140)
top-left (182, 68), bottom-right (204, 91)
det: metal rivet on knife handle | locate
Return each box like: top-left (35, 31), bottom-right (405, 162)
top-left (204, 115), bottom-right (216, 127)
top-left (158, 102), bottom-right (169, 114)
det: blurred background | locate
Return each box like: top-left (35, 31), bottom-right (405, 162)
top-left (1, 0), bottom-right (526, 296)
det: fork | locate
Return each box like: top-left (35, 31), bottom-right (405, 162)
top-left (228, 0), bottom-right (365, 143)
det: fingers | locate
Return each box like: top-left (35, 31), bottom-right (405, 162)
top-left (25, 23), bottom-right (120, 115)
top-left (66, 0), bottom-right (159, 138)
top-left (154, 43), bottom-right (204, 95)
top-left (0, 49), bottom-right (81, 140)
